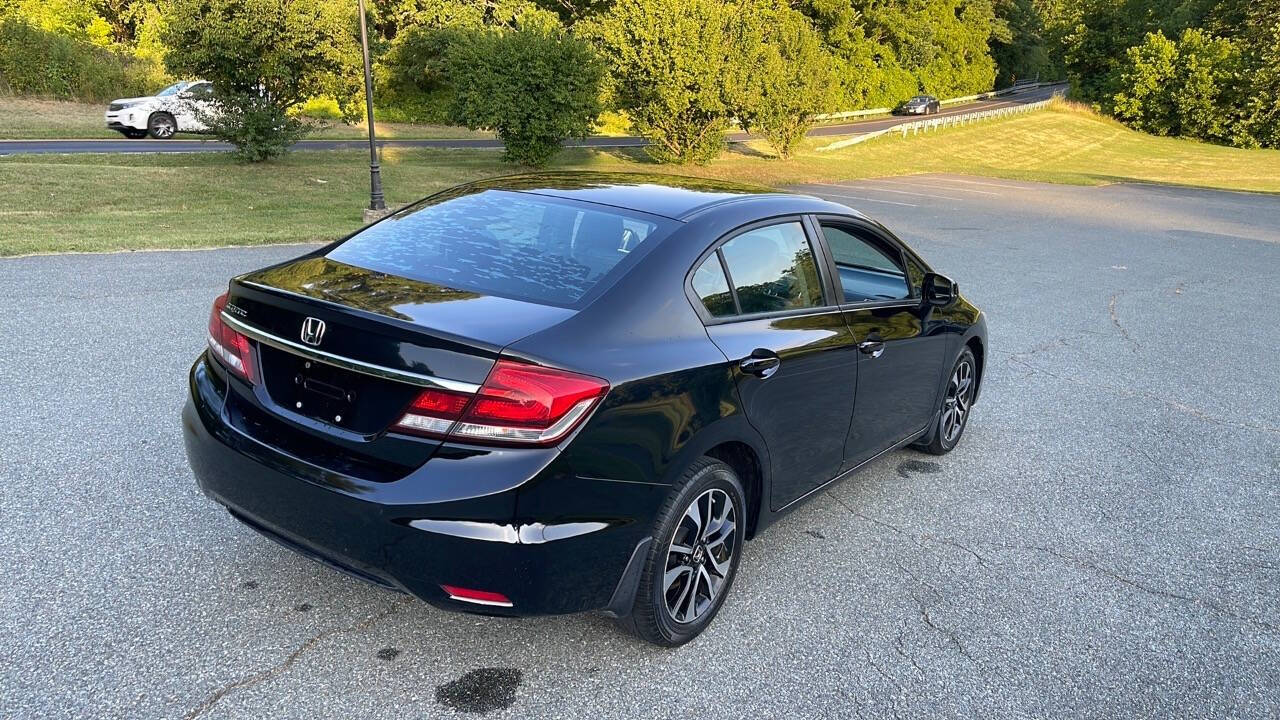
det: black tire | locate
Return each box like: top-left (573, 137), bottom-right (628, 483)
top-left (119, 128), bottom-right (147, 139)
top-left (147, 112), bottom-right (177, 139)
top-left (917, 347), bottom-right (977, 455)
top-left (618, 456), bottom-right (746, 647)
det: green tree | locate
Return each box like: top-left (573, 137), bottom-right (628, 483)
top-left (584, 0), bottom-right (748, 164)
top-left (162, 0), bottom-right (360, 161)
top-left (1112, 28), bottom-right (1246, 144)
top-left (1111, 30), bottom-right (1180, 135)
top-left (1170, 28), bottom-right (1244, 144)
top-left (736, 5), bottom-right (840, 158)
top-left (991, 0), bottom-right (1063, 86)
top-left (376, 0), bottom-right (557, 123)
top-left (793, 0), bottom-right (917, 109)
top-left (448, 26), bottom-right (603, 165)
top-left (0, 16), bottom-right (156, 99)
top-left (1238, 0), bottom-right (1280, 147)
top-left (856, 0), bottom-right (1007, 98)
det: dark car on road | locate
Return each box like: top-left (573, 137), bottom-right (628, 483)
top-left (183, 173), bottom-right (987, 646)
top-left (899, 95), bottom-right (942, 115)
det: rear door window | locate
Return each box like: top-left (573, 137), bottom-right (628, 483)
top-left (691, 255), bottom-right (736, 317)
top-left (718, 222), bottom-right (824, 314)
top-left (327, 190), bottom-right (669, 307)
top-left (820, 224), bottom-right (910, 302)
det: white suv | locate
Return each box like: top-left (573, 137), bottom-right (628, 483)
top-left (105, 81), bottom-right (216, 139)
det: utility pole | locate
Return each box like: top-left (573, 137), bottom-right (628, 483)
top-left (357, 0), bottom-right (386, 220)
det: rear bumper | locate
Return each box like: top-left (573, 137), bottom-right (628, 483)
top-left (182, 356), bottom-right (663, 616)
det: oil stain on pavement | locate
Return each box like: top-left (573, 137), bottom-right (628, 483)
top-left (435, 668), bottom-right (522, 714)
top-left (896, 460), bottom-right (942, 479)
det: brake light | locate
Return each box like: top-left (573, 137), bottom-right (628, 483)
top-left (207, 292), bottom-right (256, 383)
top-left (393, 360), bottom-right (608, 446)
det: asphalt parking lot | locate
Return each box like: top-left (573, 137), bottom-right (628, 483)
top-left (3, 175), bottom-right (1277, 718)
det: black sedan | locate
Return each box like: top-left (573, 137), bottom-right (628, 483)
top-left (899, 95), bottom-right (942, 115)
top-left (183, 172), bottom-right (986, 646)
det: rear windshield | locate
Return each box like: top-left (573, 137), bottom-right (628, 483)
top-left (327, 190), bottom-right (669, 307)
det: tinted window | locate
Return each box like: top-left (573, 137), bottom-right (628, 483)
top-left (719, 222), bottom-right (824, 314)
top-left (186, 83), bottom-right (213, 99)
top-left (691, 255), bottom-right (736, 317)
top-left (327, 190), bottom-right (666, 306)
top-left (821, 224), bottom-right (910, 302)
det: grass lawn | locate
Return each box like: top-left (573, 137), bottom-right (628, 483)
top-left (3, 100), bottom-right (1278, 256)
top-left (0, 96), bottom-right (492, 141)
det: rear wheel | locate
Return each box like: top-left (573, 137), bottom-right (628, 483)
top-left (147, 112), bottom-right (177, 139)
top-left (917, 347), bottom-right (976, 455)
top-left (619, 457), bottom-right (745, 647)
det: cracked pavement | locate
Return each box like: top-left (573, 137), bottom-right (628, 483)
top-left (3, 176), bottom-right (1278, 718)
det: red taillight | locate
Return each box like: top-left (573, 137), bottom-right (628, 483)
top-left (207, 292), bottom-right (256, 383)
top-left (393, 359), bottom-right (608, 446)
top-left (440, 585), bottom-right (512, 607)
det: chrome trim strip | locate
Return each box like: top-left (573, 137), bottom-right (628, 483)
top-left (220, 312), bottom-right (482, 394)
top-left (408, 519), bottom-right (610, 545)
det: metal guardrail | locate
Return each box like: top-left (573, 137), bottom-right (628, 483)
top-left (816, 96), bottom-right (1059, 152)
top-left (813, 81), bottom-right (1061, 123)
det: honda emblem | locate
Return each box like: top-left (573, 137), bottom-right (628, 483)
top-left (300, 317), bottom-right (326, 346)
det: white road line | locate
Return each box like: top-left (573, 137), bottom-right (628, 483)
top-left (876, 178), bottom-right (1000, 196)
top-left (923, 177), bottom-right (1030, 190)
top-left (827, 184), bottom-right (965, 201)
top-left (805, 190), bottom-right (917, 207)
top-left (808, 181), bottom-right (962, 198)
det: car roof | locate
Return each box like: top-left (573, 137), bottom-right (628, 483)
top-left (444, 172), bottom-right (863, 222)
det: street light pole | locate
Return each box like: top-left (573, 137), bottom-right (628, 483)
top-left (357, 0), bottom-right (385, 213)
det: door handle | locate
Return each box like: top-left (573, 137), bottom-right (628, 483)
top-left (858, 340), bottom-right (885, 358)
top-left (739, 351), bottom-right (781, 378)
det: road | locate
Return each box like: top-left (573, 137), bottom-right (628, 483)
top-left (2, 175), bottom-right (1277, 718)
top-left (0, 84), bottom-right (1063, 155)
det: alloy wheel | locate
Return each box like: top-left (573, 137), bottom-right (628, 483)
top-left (664, 488), bottom-right (736, 625)
top-left (152, 116), bottom-right (175, 138)
top-left (942, 358), bottom-right (974, 443)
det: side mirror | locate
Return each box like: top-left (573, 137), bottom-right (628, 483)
top-left (923, 273), bottom-right (957, 307)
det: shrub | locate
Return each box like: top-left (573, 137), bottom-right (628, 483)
top-left (1111, 31), bottom-right (1180, 136)
top-left (0, 17), bottom-right (162, 101)
top-left (379, 25), bottom-right (471, 125)
top-left (205, 93), bottom-right (311, 162)
top-left (584, 0), bottom-right (747, 164)
top-left (375, 1), bottom-right (560, 125)
top-left (1240, 0), bottom-right (1280, 148)
top-left (735, 5), bottom-right (839, 158)
top-left (1112, 29), bottom-right (1247, 146)
top-left (448, 27), bottom-right (603, 165)
top-left (162, 0), bottom-right (360, 161)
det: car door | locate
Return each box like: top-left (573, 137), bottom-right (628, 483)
top-left (688, 218), bottom-right (859, 510)
top-left (177, 82), bottom-right (214, 131)
top-left (815, 217), bottom-right (949, 469)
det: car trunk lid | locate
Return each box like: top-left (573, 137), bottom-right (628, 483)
top-left (220, 256), bottom-right (575, 478)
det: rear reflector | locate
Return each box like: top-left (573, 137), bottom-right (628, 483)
top-left (440, 585), bottom-right (512, 607)
top-left (207, 293), bottom-right (256, 383)
top-left (393, 359), bottom-right (608, 446)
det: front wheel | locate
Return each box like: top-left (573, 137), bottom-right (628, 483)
top-left (917, 347), bottom-right (977, 455)
top-left (147, 112), bottom-right (177, 139)
top-left (620, 457), bottom-right (745, 647)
